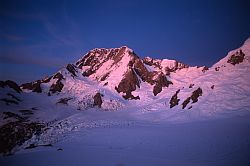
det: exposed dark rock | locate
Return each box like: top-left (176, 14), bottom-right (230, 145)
top-left (202, 66), bottom-right (209, 73)
top-left (76, 47), bottom-right (175, 97)
top-left (153, 85), bottom-right (162, 96)
top-left (50, 73), bottom-right (65, 94)
top-left (0, 80), bottom-right (21, 93)
top-left (53, 72), bottom-right (64, 80)
top-left (41, 76), bottom-right (52, 83)
top-left (93, 92), bottom-right (103, 107)
top-left (21, 80), bottom-right (42, 93)
top-left (188, 106), bottom-right (192, 109)
top-left (191, 87), bottom-right (203, 103)
top-left (76, 52), bottom-right (91, 67)
top-left (143, 57), bottom-right (162, 69)
top-left (21, 76), bottom-right (53, 93)
top-left (227, 50), bottom-right (245, 65)
top-left (100, 72), bottom-right (110, 81)
top-left (211, 85), bottom-right (215, 89)
top-left (189, 84), bottom-right (194, 88)
top-left (82, 69), bottom-right (95, 77)
top-left (169, 89), bottom-right (180, 108)
top-left (168, 61), bottom-right (189, 72)
top-left (50, 80), bottom-right (64, 94)
top-left (134, 59), bottom-right (155, 85)
top-left (134, 59), bottom-right (172, 96)
top-left (153, 73), bottom-right (173, 96)
top-left (66, 64), bottom-right (77, 77)
top-left (57, 97), bottom-right (73, 105)
top-left (82, 52), bottom-right (98, 67)
top-left (112, 46), bottom-right (127, 65)
top-left (215, 67), bottom-right (220, 71)
top-left (0, 121), bottom-right (45, 155)
top-left (77, 47), bottom-right (139, 81)
top-left (121, 92), bottom-right (140, 100)
top-left (182, 87), bottom-right (203, 109)
top-left (182, 97), bottom-right (191, 109)
top-left (77, 50), bottom-right (106, 77)
top-left (115, 68), bottom-right (140, 100)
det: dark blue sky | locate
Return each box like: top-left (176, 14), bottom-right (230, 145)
top-left (0, 0), bottom-right (250, 83)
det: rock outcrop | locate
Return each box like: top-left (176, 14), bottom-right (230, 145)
top-left (182, 87), bottom-right (203, 109)
top-left (169, 89), bottom-right (180, 108)
top-left (66, 64), bottom-right (78, 77)
top-left (115, 68), bottom-right (140, 100)
top-left (93, 92), bottom-right (103, 107)
top-left (49, 73), bottom-right (64, 94)
top-left (227, 50), bottom-right (245, 65)
top-left (21, 80), bottom-right (42, 93)
top-left (0, 80), bottom-right (22, 93)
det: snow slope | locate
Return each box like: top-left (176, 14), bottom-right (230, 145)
top-left (1, 115), bottom-right (250, 166)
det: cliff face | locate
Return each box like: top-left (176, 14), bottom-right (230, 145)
top-left (73, 46), bottom-right (187, 99)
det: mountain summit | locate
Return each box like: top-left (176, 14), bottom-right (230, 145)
top-left (75, 46), bottom-right (188, 98)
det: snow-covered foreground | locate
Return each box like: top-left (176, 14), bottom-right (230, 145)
top-left (1, 113), bottom-right (250, 166)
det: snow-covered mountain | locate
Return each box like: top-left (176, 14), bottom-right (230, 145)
top-left (12, 38), bottom-right (250, 111)
top-left (1, 38), bottom-right (250, 155)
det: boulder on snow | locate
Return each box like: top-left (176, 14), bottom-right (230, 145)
top-left (93, 92), bottom-right (103, 107)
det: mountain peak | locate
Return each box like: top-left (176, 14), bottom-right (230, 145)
top-left (13, 38), bottom-right (250, 101)
top-left (88, 46), bottom-right (134, 56)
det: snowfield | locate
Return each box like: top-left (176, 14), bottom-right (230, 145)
top-left (1, 112), bottom-right (250, 166)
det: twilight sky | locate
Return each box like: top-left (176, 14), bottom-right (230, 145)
top-left (0, 0), bottom-right (250, 83)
